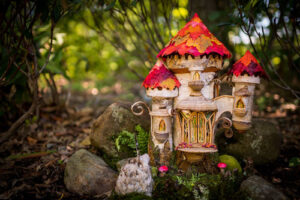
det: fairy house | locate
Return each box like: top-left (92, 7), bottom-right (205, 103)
top-left (133, 13), bottom-right (266, 165)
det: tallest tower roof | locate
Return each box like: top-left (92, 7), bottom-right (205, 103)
top-left (157, 13), bottom-right (231, 58)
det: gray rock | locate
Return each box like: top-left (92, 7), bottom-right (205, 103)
top-left (216, 119), bottom-right (282, 165)
top-left (64, 149), bottom-right (117, 196)
top-left (116, 157), bottom-right (132, 172)
top-left (115, 154), bottom-right (153, 196)
top-left (90, 102), bottom-right (150, 158)
top-left (240, 175), bottom-right (288, 200)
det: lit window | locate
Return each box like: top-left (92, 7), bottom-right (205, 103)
top-left (193, 72), bottom-right (200, 80)
top-left (159, 120), bottom-right (166, 131)
top-left (236, 98), bottom-right (245, 108)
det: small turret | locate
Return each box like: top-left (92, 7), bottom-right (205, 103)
top-left (143, 60), bottom-right (180, 98)
top-left (143, 60), bottom-right (180, 165)
top-left (229, 50), bottom-right (267, 131)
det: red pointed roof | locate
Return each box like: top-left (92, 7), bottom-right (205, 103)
top-left (229, 50), bottom-right (267, 77)
top-left (142, 60), bottom-right (181, 90)
top-left (157, 13), bottom-right (231, 58)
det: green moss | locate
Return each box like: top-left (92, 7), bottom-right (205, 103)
top-left (153, 175), bottom-right (194, 200)
top-left (109, 192), bottom-right (152, 200)
top-left (171, 172), bottom-right (246, 200)
top-left (151, 166), bottom-right (158, 177)
top-left (219, 154), bottom-right (242, 173)
top-left (94, 148), bottom-right (119, 170)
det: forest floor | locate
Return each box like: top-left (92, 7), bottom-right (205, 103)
top-left (0, 90), bottom-right (299, 200)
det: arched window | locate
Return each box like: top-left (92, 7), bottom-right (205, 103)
top-left (159, 120), bottom-right (166, 131)
top-left (179, 111), bottom-right (216, 146)
top-left (236, 98), bottom-right (245, 108)
top-left (193, 72), bottom-right (200, 81)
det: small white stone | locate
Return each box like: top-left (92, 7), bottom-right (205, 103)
top-left (115, 154), bottom-right (153, 196)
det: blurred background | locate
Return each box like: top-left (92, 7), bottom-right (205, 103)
top-left (1, 0), bottom-right (299, 134)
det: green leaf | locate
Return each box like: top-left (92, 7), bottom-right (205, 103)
top-left (130, 0), bottom-right (138, 6)
top-left (104, 0), bottom-right (116, 11)
top-left (289, 157), bottom-right (300, 167)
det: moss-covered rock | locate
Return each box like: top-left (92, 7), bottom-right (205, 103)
top-left (219, 154), bottom-right (242, 173)
top-left (90, 102), bottom-right (150, 159)
top-left (216, 119), bottom-right (282, 165)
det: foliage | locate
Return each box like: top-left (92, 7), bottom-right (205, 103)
top-left (115, 130), bottom-right (136, 151)
top-left (135, 125), bottom-right (150, 154)
top-left (152, 175), bottom-right (194, 200)
top-left (289, 157), bottom-right (300, 167)
top-left (0, 0), bottom-right (82, 141)
top-left (83, 0), bottom-right (190, 79)
top-left (172, 172), bottom-right (246, 200)
top-left (232, 0), bottom-right (300, 100)
top-left (115, 125), bottom-right (149, 156)
top-left (175, 173), bottom-right (209, 190)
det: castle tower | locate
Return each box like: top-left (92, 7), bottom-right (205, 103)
top-left (142, 60), bottom-right (180, 165)
top-left (229, 50), bottom-right (267, 131)
top-left (157, 13), bottom-right (231, 160)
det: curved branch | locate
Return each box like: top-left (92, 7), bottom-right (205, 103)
top-left (220, 117), bottom-right (232, 129)
top-left (131, 101), bottom-right (150, 116)
top-left (214, 116), bottom-right (233, 138)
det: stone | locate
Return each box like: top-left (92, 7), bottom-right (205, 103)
top-left (90, 102), bottom-right (150, 158)
top-left (219, 154), bottom-right (242, 173)
top-left (64, 149), bottom-right (117, 196)
top-left (216, 119), bottom-right (282, 165)
top-left (240, 175), bottom-right (288, 200)
top-left (115, 154), bottom-right (153, 196)
top-left (116, 157), bottom-right (132, 172)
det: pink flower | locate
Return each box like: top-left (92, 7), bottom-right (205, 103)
top-left (159, 165), bottom-right (169, 173)
top-left (217, 162), bottom-right (227, 169)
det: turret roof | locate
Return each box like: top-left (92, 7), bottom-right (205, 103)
top-left (229, 50), bottom-right (267, 77)
top-left (142, 60), bottom-right (181, 90)
top-left (157, 13), bottom-right (231, 58)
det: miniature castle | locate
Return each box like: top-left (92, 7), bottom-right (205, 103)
top-left (133, 13), bottom-right (266, 166)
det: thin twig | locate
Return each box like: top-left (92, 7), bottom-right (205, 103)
top-left (39, 20), bottom-right (55, 74)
